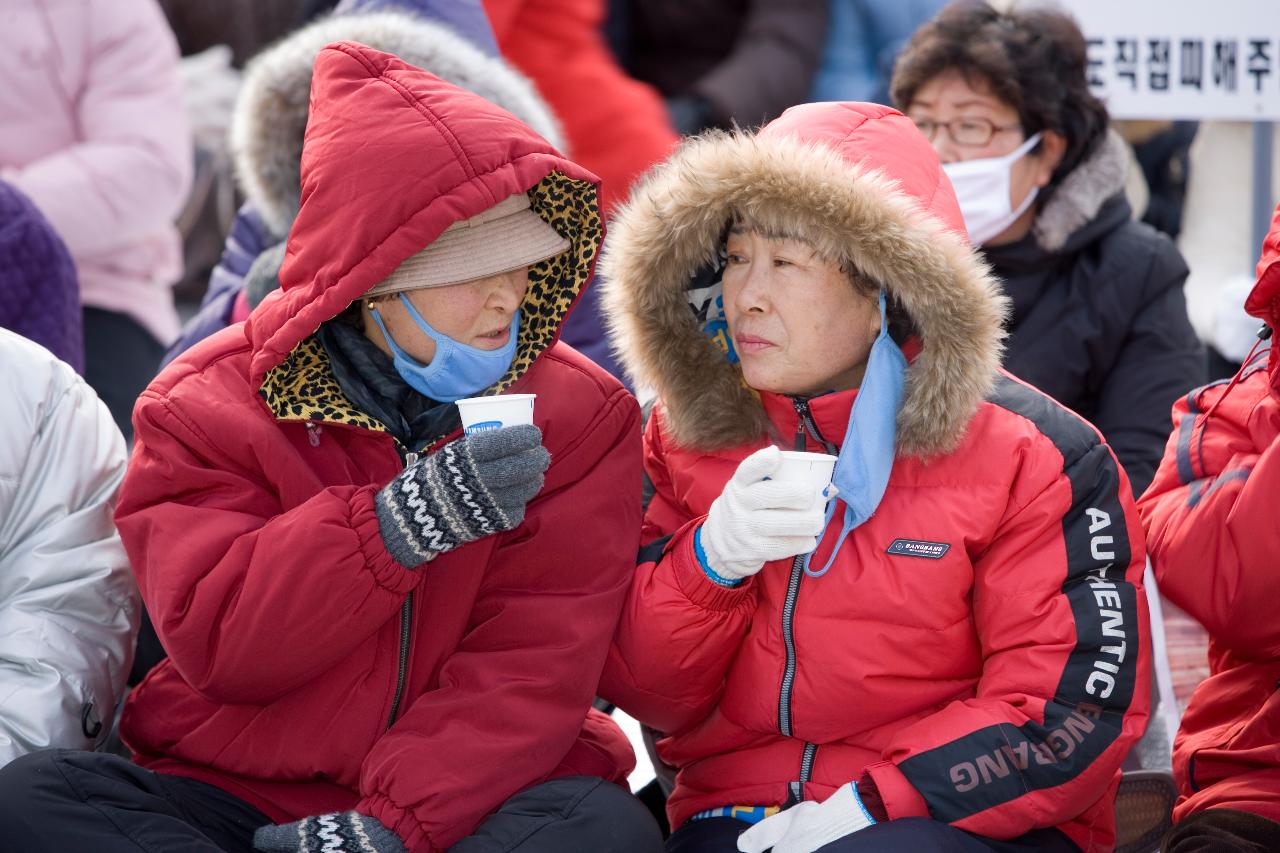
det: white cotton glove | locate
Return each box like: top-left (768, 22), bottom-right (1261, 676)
top-left (700, 446), bottom-right (830, 582)
top-left (737, 784), bottom-right (876, 853)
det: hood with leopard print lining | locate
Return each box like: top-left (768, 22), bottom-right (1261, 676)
top-left (600, 101), bottom-right (1007, 458)
top-left (245, 41), bottom-right (602, 417)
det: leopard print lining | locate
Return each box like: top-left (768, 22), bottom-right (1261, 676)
top-left (259, 336), bottom-right (387, 431)
top-left (258, 171), bottom-right (601, 426)
top-left (505, 171), bottom-right (601, 392)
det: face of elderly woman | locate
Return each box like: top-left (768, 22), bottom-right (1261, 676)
top-left (361, 267), bottom-right (529, 364)
top-left (723, 227), bottom-right (881, 397)
top-left (907, 69), bottom-right (1065, 246)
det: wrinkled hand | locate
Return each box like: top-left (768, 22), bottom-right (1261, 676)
top-left (377, 424), bottom-right (549, 568)
top-left (700, 446), bottom-right (829, 582)
top-left (253, 811), bottom-right (406, 853)
top-left (737, 784), bottom-right (875, 853)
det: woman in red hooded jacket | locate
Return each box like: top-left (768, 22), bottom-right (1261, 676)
top-left (1138, 203), bottom-right (1280, 852)
top-left (0, 43), bottom-right (662, 853)
top-left (597, 102), bottom-right (1151, 852)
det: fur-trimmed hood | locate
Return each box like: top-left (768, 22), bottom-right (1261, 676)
top-left (601, 102), bottom-right (1008, 458)
top-left (231, 9), bottom-right (564, 237)
top-left (1031, 129), bottom-right (1129, 253)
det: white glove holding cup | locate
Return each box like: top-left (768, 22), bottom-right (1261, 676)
top-left (737, 784), bottom-right (876, 853)
top-left (699, 446), bottom-right (834, 582)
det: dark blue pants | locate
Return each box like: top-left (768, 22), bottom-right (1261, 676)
top-left (82, 306), bottom-right (165, 442)
top-left (1163, 808), bottom-right (1280, 852)
top-left (665, 815), bottom-right (1080, 852)
top-left (0, 749), bottom-right (663, 853)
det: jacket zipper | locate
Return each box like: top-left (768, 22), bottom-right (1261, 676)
top-left (793, 397), bottom-right (837, 455)
top-left (780, 399), bottom-right (830, 802)
top-left (386, 450), bottom-right (419, 729)
top-left (792, 742), bottom-right (819, 803)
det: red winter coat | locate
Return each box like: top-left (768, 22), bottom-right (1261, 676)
top-left (1138, 202), bottom-right (1280, 825)
top-left (116, 43), bottom-right (640, 852)
top-left (483, 0), bottom-right (678, 216)
top-left (597, 103), bottom-right (1151, 852)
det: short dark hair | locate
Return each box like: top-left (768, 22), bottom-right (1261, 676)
top-left (890, 1), bottom-right (1110, 200)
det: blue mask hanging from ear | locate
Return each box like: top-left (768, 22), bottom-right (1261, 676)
top-left (804, 290), bottom-right (907, 577)
top-left (368, 293), bottom-right (519, 403)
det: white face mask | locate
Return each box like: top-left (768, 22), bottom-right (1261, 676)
top-left (942, 132), bottom-right (1043, 246)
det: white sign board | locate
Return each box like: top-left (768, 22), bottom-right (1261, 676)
top-left (1061, 0), bottom-right (1280, 120)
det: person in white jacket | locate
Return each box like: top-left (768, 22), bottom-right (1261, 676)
top-left (0, 329), bottom-right (138, 766)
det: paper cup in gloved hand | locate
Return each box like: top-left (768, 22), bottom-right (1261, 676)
top-left (775, 450), bottom-right (837, 508)
top-left (456, 394), bottom-right (536, 435)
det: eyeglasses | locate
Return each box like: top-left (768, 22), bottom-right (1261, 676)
top-left (911, 117), bottom-right (1022, 147)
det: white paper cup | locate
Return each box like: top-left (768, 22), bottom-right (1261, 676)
top-left (455, 394), bottom-right (536, 435)
top-left (774, 450), bottom-right (837, 505)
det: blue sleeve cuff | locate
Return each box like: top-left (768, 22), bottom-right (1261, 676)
top-left (694, 526), bottom-right (743, 588)
top-left (851, 782), bottom-right (877, 825)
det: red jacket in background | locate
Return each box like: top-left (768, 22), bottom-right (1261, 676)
top-left (1138, 202), bottom-right (1280, 825)
top-left (483, 0), bottom-right (677, 216)
top-left (116, 43), bottom-right (640, 852)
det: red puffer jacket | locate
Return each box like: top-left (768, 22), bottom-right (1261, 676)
top-left (597, 103), bottom-right (1151, 852)
top-left (1138, 203), bottom-right (1280, 825)
top-left (116, 43), bottom-right (639, 852)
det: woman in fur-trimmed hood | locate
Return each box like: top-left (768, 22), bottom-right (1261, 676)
top-left (598, 102), bottom-right (1151, 853)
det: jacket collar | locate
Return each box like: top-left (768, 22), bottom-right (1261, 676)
top-left (259, 335), bottom-right (387, 434)
top-left (760, 390), bottom-right (855, 450)
top-left (1030, 130), bottom-right (1130, 254)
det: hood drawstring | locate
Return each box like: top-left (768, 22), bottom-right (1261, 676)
top-left (1204, 325), bottom-right (1274, 421)
top-left (802, 291), bottom-right (906, 578)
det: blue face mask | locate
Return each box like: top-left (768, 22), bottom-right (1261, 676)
top-left (804, 290), bottom-right (907, 577)
top-left (368, 293), bottom-right (519, 403)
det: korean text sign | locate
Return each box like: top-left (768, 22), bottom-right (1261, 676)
top-left (1062, 0), bottom-right (1280, 120)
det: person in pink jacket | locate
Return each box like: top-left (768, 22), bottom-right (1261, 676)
top-left (0, 0), bottom-right (193, 439)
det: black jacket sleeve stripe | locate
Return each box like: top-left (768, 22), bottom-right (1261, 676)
top-left (898, 375), bottom-right (1143, 823)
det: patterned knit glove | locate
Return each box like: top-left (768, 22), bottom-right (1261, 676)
top-left (253, 811), bottom-right (407, 853)
top-left (376, 424), bottom-right (549, 568)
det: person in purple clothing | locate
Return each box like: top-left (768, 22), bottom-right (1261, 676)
top-left (162, 0), bottom-right (563, 368)
top-left (0, 181), bottom-right (83, 372)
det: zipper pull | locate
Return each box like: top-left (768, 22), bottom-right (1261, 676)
top-left (305, 423), bottom-right (321, 447)
top-left (404, 451), bottom-right (420, 469)
top-left (792, 398), bottom-right (808, 452)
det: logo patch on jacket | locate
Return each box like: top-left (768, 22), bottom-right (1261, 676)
top-left (886, 538), bottom-right (951, 559)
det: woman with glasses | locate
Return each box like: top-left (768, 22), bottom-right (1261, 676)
top-left (892, 2), bottom-right (1204, 495)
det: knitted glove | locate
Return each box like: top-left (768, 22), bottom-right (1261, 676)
top-left (736, 784), bottom-right (876, 853)
top-left (253, 811), bottom-right (407, 853)
top-left (376, 424), bottom-right (549, 568)
top-left (700, 446), bottom-right (828, 582)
